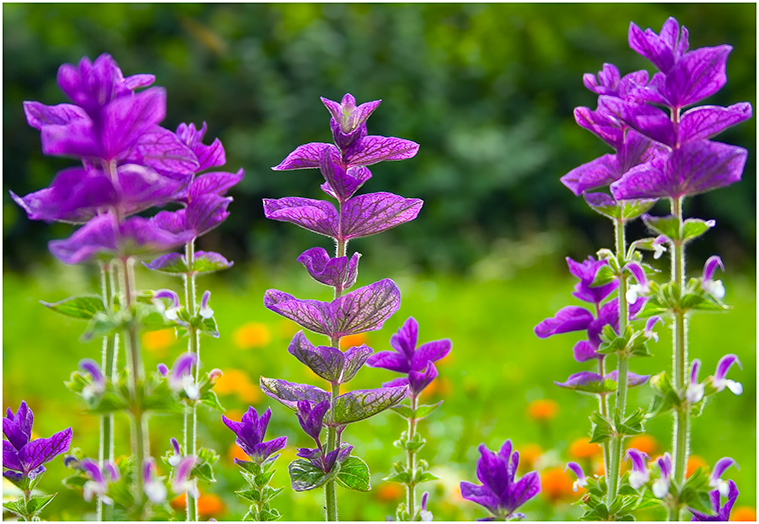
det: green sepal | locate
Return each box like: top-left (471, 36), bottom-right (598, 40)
top-left (199, 315), bottom-right (220, 338)
top-left (586, 196), bottom-right (655, 222)
top-left (26, 493), bottom-right (57, 515)
top-left (414, 471), bottom-right (438, 483)
top-left (336, 456), bottom-right (371, 492)
top-left (147, 254), bottom-right (190, 274)
top-left (288, 458), bottom-right (338, 492)
top-left (384, 470), bottom-right (412, 484)
top-left (62, 473), bottom-right (88, 490)
top-left (237, 460), bottom-right (264, 476)
top-left (199, 389), bottom-right (225, 412)
top-left (618, 408), bottom-right (646, 437)
top-left (591, 264), bottom-right (618, 288)
top-left (681, 218), bottom-right (715, 243)
top-left (81, 312), bottom-right (122, 341)
top-left (41, 295), bottom-right (105, 320)
top-left (390, 404), bottom-right (414, 419)
top-left (643, 214), bottom-right (681, 241)
top-left (141, 378), bottom-right (184, 413)
top-left (581, 502), bottom-right (610, 521)
top-left (647, 372), bottom-right (681, 417)
top-left (617, 485), bottom-right (639, 496)
top-left (414, 400), bottom-right (444, 419)
top-left (589, 411), bottom-right (614, 444)
top-left (395, 431), bottom-right (426, 453)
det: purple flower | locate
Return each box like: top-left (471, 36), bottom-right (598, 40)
top-left (554, 370), bottom-right (650, 392)
top-left (298, 247), bottom-right (360, 289)
top-left (143, 457), bottom-right (167, 504)
top-left (625, 448), bottom-right (651, 489)
top-left (420, 491), bottom-right (433, 521)
top-left (161, 352), bottom-right (199, 400)
top-left (199, 290), bottom-right (214, 319)
top-left (366, 317), bottom-right (451, 396)
top-left (152, 289), bottom-right (181, 321)
top-left (567, 256), bottom-right (618, 306)
top-left (78, 358), bottom-right (106, 400)
top-left (691, 479), bottom-right (739, 521)
top-left (565, 462), bottom-right (588, 491)
top-left (296, 400), bottom-right (330, 444)
top-left (534, 306), bottom-right (594, 339)
top-left (686, 359), bottom-right (705, 403)
top-left (176, 122), bottom-right (225, 171)
top-left (460, 440), bottom-right (541, 521)
top-left (171, 455), bottom-right (199, 498)
top-left (701, 255), bottom-right (726, 300)
top-left (712, 354), bottom-right (743, 395)
top-left (48, 214), bottom-right (193, 265)
top-left (152, 194), bottom-right (233, 240)
top-left (3, 401), bottom-right (72, 482)
top-left (80, 458), bottom-right (120, 505)
top-left (652, 452), bottom-right (673, 498)
top-left (222, 407), bottom-right (287, 464)
top-left (264, 279), bottom-right (401, 340)
top-left (168, 437), bottom-right (182, 467)
top-left (708, 457), bottom-right (739, 497)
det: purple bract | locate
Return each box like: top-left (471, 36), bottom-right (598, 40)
top-left (222, 407), bottom-right (287, 465)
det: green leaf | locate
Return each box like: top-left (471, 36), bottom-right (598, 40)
top-left (259, 507), bottom-right (282, 521)
top-left (331, 387), bottom-right (406, 425)
top-left (643, 214), bottom-right (681, 241)
top-left (200, 316), bottom-right (219, 338)
top-left (619, 408), bottom-right (646, 437)
top-left (199, 389), bottom-right (226, 412)
top-left (414, 401), bottom-right (443, 419)
top-left (192, 253), bottom-right (234, 274)
top-left (390, 404), bottom-right (414, 419)
top-left (3, 500), bottom-right (25, 516)
top-left (288, 458), bottom-right (336, 492)
top-left (591, 265), bottom-right (617, 288)
top-left (26, 493), bottom-right (56, 514)
top-left (589, 411), bottom-right (614, 444)
top-left (336, 456), bottom-right (371, 492)
top-left (415, 471), bottom-right (438, 483)
top-left (42, 295), bottom-right (105, 320)
top-left (383, 471), bottom-right (412, 484)
top-left (197, 447), bottom-right (220, 465)
top-left (682, 218), bottom-right (715, 242)
top-left (192, 461), bottom-right (216, 483)
top-left (81, 312), bottom-right (121, 341)
top-left (235, 488), bottom-right (261, 504)
top-left (62, 473), bottom-right (88, 490)
top-left (237, 460), bottom-right (264, 476)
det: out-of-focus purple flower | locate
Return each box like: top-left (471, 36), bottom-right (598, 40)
top-left (583, 64), bottom-right (649, 99)
top-left (152, 194), bottom-right (233, 240)
top-left (199, 290), bottom-right (214, 319)
top-left (222, 407), bottom-right (287, 464)
top-left (420, 491), bottom-right (433, 521)
top-left (460, 440), bottom-right (541, 521)
top-left (296, 400), bottom-right (330, 444)
top-left (168, 437), bottom-right (182, 467)
top-left (157, 363), bottom-right (169, 377)
top-left (264, 279), bottom-right (401, 340)
top-left (555, 370), bottom-right (650, 392)
top-left (567, 256), bottom-right (619, 305)
top-left (534, 306), bottom-right (594, 339)
top-left (652, 452), bottom-right (673, 499)
top-left (367, 317), bottom-right (451, 396)
top-left (162, 352), bottom-right (199, 400)
top-left (48, 214), bottom-right (193, 265)
top-left (708, 457), bottom-right (739, 497)
top-left (78, 358), bottom-right (106, 400)
top-left (691, 479), bottom-right (739, 521)
top-left (152, 289), bottom-right (181, 321)
top-left (2, 401), bottom-right (72, 482)
top-left (625, 449), bottom-right (651, 489)
top-left (143, 457), bottom-right (167, 504)
top-left (644, 316), bottom-right (664, 343)
top-left (565, 462), bottom-right (588, 492)
top-left (298, 247), bottom-right (360, 290)
top-left (686, 359), bottom-right (705, 403)
top-left (171, 455), bottom-right (199, 498)
top-left (80, 458), bottom-right (120, 505)
top-left (701, 256), bottom-right (726, 300)
top-left (176, 122), bottom-right (225, 171)
top-left (712, 354), bottom-right (743, 395)
top-left (625, 261), bottom-right (650, 303)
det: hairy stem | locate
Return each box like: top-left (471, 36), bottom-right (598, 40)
top-left (98, 262), bottom-right (118, 522)
top-left (597, 357), bottom-right (611, 489)
top-left (406, 394), bottom-right (419, 518)
top-left (183, 240), bottom-right (199, 521)
top-left (670, 197), bottom-right (689, 493)
top-left (607, 218), bottom-right (628, 506)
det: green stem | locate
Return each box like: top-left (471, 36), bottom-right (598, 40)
top-left (183, 240), bottom-right (199, 522)
top-left (98, 262), bottom-right (118, 522)
top-left (607, 218), bottom-right (628, 507)
top-left (667, 503), bottom-right (681, 521)
top-left (406, 394), bottom-right (419, 518)
top-left (597, 358), bottom-right (611, 490)
top-left (670, 197), bottom-right (689, 492)
top-left (120, 256), bottom-right (147, 513)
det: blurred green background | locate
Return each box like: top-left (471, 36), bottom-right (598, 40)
top-left (2, 3), bottom-right (755, 521)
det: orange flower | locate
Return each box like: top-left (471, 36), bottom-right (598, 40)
top-left (568, 438), bottom-right (602, 460)
top-left (686, 455), bottom-right (708, 478)
top-left (213, 369), bottom-right (261, 403)
top-left (626, 435), bottom-right (659, 457)
top-left (142, 329), bottom-right (176, 356)
top-left (233, 322), bottom-right (272, 349)
top-left (541, 467), bottom-right (577, 502)
top-left (526, 399), bottom-right (558, 422)
top-left (340, 332), bottom-right (368, 349)
top-left (375, 483), bottom-right (404, 502)
top-left (731, 506), bottom-right (757, 521)
top-left (171, 492), bottom-right (226, 519)
top-left (517, 444), bottom-right (543, 473)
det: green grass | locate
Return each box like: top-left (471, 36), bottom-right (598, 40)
top-left (3, 259), bottom-right (755, 521)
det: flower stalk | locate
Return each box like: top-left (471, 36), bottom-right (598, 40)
top-left (183, 239), bottom-right (200, 522)
top-left (98, 261), bottom-right (118, 522)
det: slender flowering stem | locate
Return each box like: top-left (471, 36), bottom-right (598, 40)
top-left (98, 261), bottom-right (118, 522)
top-left (671, 196), bottom-right (689, 495)
top-left (183, 239), bottom-right (199, 522)
top-left (607, 217), bottom-right (628, 506)
top-left (406, 393), bottom-right (419, 517)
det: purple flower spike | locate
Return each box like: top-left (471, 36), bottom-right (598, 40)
top-left (297, 247), bottom-right (361, 289)
top-left (709, 457), bottom-right (739, 497)
top-left (265, 279), bottom-right (401, 340)
top-left (322, 93), bottom-right (381, 144)
top-left (2, 401), bottom-right (72, 482)
top-left (534, 306), bottom-right (594, 339)
top-left (222, 407), bottom-right (287, 464)
top-left (702, 256), bottom-right (726, 300)
top-left (78, 358), bottom-right (106, 400)
top-left (460, 440), bottom-right (541, 521)
top-left (691, 479), bottom-right (739, 521)
top-left (171, 456), bottom-right (199, 498)
top-left (713, 354), bottom-right (743, 395)
top-left (143, 457), bottom-right (167, 504)
top-left (296, 400), bottom-right (330, 444)
top-left (567, 257), bottom-right (618, 305)
top-left (652, 453), bottom-right (673, 499)
top-left (625, 449), bottom-right (651, 489)
top-left (686, 359), bottom-right (705, 403)
top-left (176, 122), bottom-right (226, 171)
top-left (628, 18), bottom-right (689, 74)
top-left (565, 462), bottom-right (588, 492)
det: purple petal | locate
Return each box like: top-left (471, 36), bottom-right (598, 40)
top-left (174, 456), bottom-right (197, 483)
top-left (391, 317), bottom-right (419, 358)
top-left (297, 248), bottom-right (361, 289)
top-left (554, 371), bottom-right (605, 389)
top-left (366, 350), bottom-right (410, 373)
top-left (573, 340), bottom-right (601, 363)
top-left (341, 345), bottom-right (373, 383)
top-left (273, 142), bottom-right (332, 170)
top-left (560, 154), bottom-right (618, 195)
top-left (663, 45), bottom-right (732, 108)
top-left (157, 363), bottom-right (169, 377)
top-left (411, 339), bottom-right (452, 370)
top-left (626, 261), bottom-right (647, 286)
top-left (710, 457), bottom-right (738, 484)
top-left (98, 87), bottom-right (167, 160)
top-left (703, 255), bottom-right (725, 282)
top-left (288, 331), bottom-right (346, 383)
top-left (344, 135), bottom-right (419, 166)
top-left (23, 101), bottom-right (88, 130)
top-left (657, 453), bottom-right (673, 480)
top-left (122, 126), bottom-right (198, 182)
top-left (263, 197), bottom-right (339, 238)
top-left (599, 97), bottom-right (675, 147)
top-left (188, 169), bottom-right (244, 199)
top-left (534, 306), bottom-right (594, 339)
top-left (251, 436), bottom-right (287, 462)
top-left (565, 462), bottom-right (585, 481)
top-left (460, 481), bottom-right (499, 514)
top-left (78, 358), bottom-right (104, 385)
top-left (80, 458), bottom-right (105, 485)
top-left (40, 120), bottom-right (102, 158)
top-left (690, 359), bottom-right (702, 385)
top-left (680, 104), bottom-right (753, 143)
top-left (625, 448), bottom-right (650, 472)
top-left (170, 437), bottom-right (181, 456)
top-left (154, 289), bottom-right (180, 308)
top-left (296, 400), bottom-right (330, 442)
top-left (605, 370), bottom-right (651, 388)
top-left (18, 427), bottom-right (72, 471)
top-left (508, 470), bottom-right (541, 513)
top-left (408, 362), bottom-right (438, 395)
top-left (574, 106), bottom-right (624, 149)
top-left (124, 73), bottom-right (155, 91)
top-left (715, 354), bottom-right (742, 381)
top-left (170, 352), bottom-right (197, 380)
top-left (176, 122), bottom-right (226, 170)
top-left (476, 444), bottom-right (509, 500)
top-left (628, 19), bottom-right (681, 73)
top-left (259, 377), bottom-right (330, 411)
top-left (3, 441), bottom-right (23, 472)
top-left (319, 146), bottom-right (372, 201)
top-left (340, 192), bottom-right (423, 240)
top-left (184, 194), bottom-right (233, 237)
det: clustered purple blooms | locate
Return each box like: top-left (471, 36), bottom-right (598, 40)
top-left (460, 440), bottom-right (541, 521)
top-left (11, 53), bottom-right (242, 266)
top-left (295, 400), bottom-right (353, 474)
top-left (691, 480), bottom-right (739, 521)
top-left (222, 407), bottom-right (287, 465)
top-left (3, 401), bottom-right (72, 482)
top-left (367, 316), bottom-right (452, 397)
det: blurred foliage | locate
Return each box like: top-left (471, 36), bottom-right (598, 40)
top-left (3, 260), bottom-right (755, 520)
top-left (3, 3), bottom-right (756, 273)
